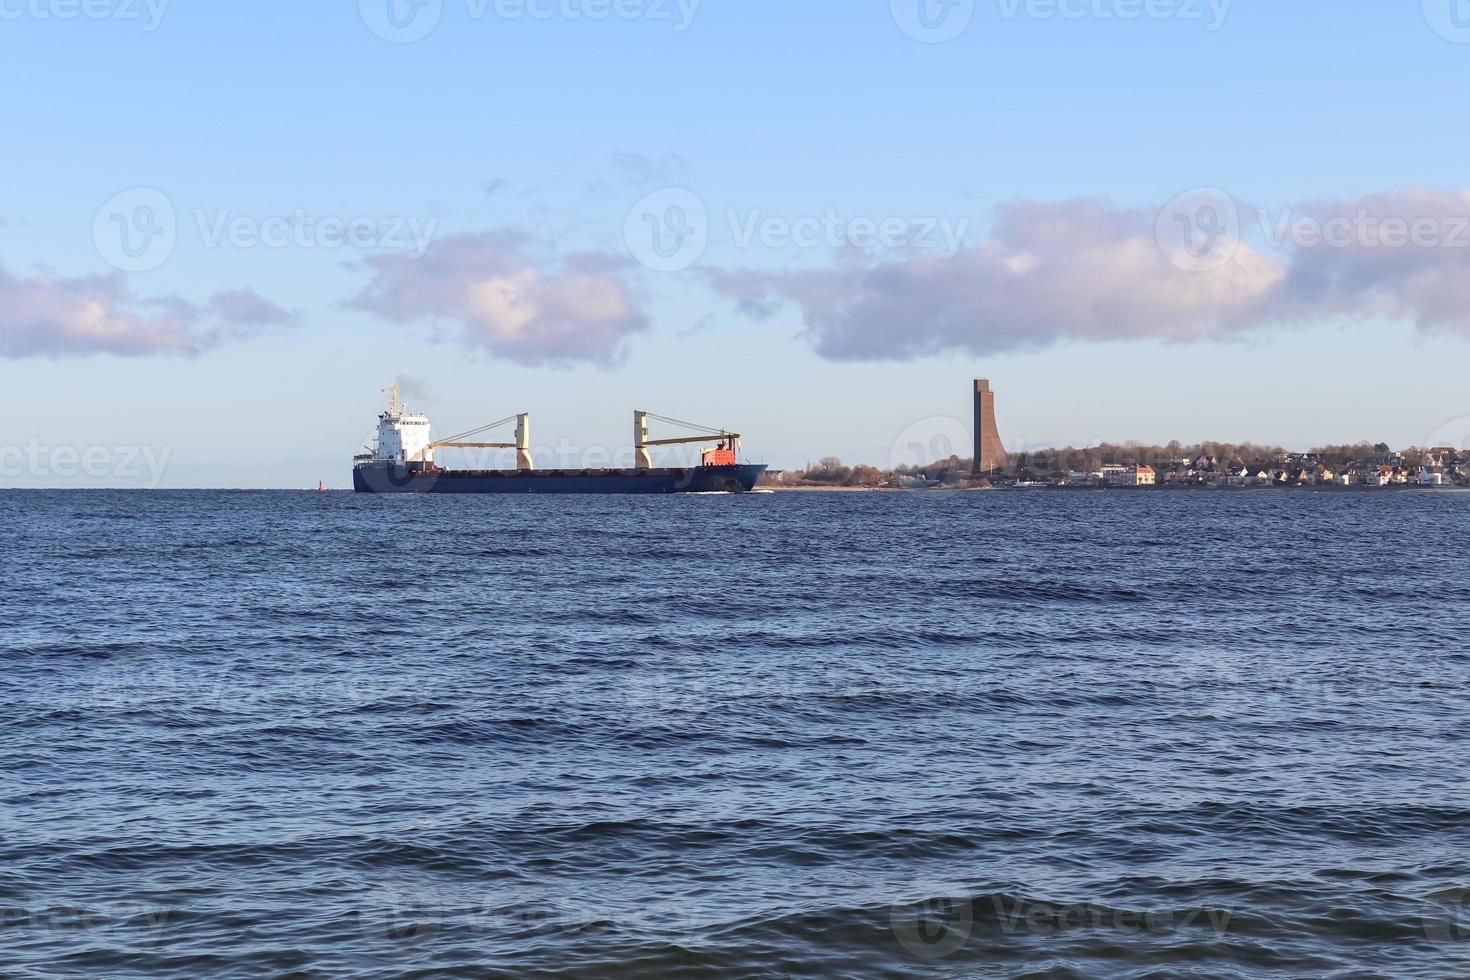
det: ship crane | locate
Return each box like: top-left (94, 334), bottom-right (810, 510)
top-left (634, 411), bottom-right (740, 469)
top-left (415, 413), bottom-right (534, 471)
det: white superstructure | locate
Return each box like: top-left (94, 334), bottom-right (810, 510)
top-left (373, 386), bottom-right (435, 464)
top-left (356, 385), bottom-right (535, 471)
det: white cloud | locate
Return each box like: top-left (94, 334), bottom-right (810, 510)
top-left (0, 267), bottom-right (293, 358)
top-left (346, 232), bottom-right (649, 365)
top-left (708, 192), bottom-right (1470, 360)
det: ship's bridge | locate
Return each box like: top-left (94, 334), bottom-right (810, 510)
top-left (373, 387), bottom-right (434, 464)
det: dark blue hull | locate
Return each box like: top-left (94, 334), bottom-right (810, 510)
top-left (353, 462), bottom-right (767, 494)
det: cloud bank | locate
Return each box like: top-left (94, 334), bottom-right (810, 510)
top-left (1266, 189), bottom-right (1470, 330)
top-left (707, 191), bottom-right (1470, 361)
top-left (0, 267), bottom-right (294, 358)
top-left (346, 232), bottom-right (649, 366)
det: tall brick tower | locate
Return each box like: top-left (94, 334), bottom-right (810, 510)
top-left (972, 379), bottom-right (1008, 476)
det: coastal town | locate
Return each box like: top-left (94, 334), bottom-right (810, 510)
top-left (763, 379), bottom-right (1470, 490)
top-left (999, 445), bottom-right (1469, 489)
top-left (765, 446), bottom-right (1470, 490)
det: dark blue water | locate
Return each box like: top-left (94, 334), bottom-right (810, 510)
top-left (5, 490), bottom-right (1470, 978)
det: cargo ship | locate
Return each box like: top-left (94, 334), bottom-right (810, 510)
top-left (352, 387), bottom-right (767, 494)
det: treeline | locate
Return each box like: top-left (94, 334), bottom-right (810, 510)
top-left (1010, 440), bottom-right (1410, 476)
top-left (1010, 441), bottom-right (1289, 476)
top-left (769, 456), bottom-right (977, 487)
top-left (771, 457), bottom-right (891, 487)
top-left (769, 440), bottom-right (1412, 487)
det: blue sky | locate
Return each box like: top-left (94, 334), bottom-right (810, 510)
top-left (4, 1), bottom-right (1470, 486)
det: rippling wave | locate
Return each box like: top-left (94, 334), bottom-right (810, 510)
top-left (4, 490), bottom-right (1470, 977)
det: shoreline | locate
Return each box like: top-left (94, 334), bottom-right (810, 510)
top-left (759, 483), bottom-right (1469, 493)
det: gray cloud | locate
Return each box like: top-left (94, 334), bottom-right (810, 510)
top-left (208, 287), bottom-right (297, 328)
top-left (0, 267), bottom-right (294, 358)
top-left (707, 192), bottom-right (1470, 360)
top-left (481, 177), bottom-right (507, 197)
top-left (610, 151), bottom-right (687, 187)
top-left (586, 152), bottom-right (689, 198)
top-left (394, 373), bottom-right (433, 403)
top-left (345, 232), bottom-right (649, 366)
top-left (1266, 189), bottom-right (1470, 331)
